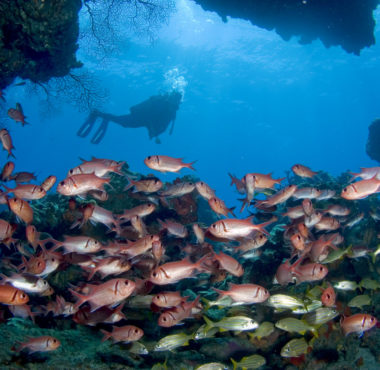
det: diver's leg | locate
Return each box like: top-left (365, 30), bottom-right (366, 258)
top-left (91, 118), bottom-right (110, 144)
top-left (77, 109), bottom-right (100, 138)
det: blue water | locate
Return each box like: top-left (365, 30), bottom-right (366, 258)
top-left (3, 0), bottom-right (380, 208)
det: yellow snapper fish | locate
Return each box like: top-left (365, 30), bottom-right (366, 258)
top-left (275, 317), bottom-right (318, 337)
top-left (303, 307), bottom-right (339, 326)
top-left (195, 363), bottom-right (229, 370)
top-left (248, 321), bottom-right (275, 340)
top-left (321, 246), bottom-right (351, 264)
top-left (194, 324), bottom-right (219, 340)
top-left (333, 280), bottom-right (359, 291)
top-left (371, 244), bottom-right (380, 263)
top-left (153, 333), bottom-right (193, 352)
top-left (202, 295), bottom-right (244, 310)
top-left (203, 315), bottom-right (258, 332)
top-left (348, 294), bottom-right (372, 309)
top-left (291, 300), bottom-right (322, 314)
top-left (281, 338), bottom-right (309, 358)
top-left (359, 278), bottom-right (380, 290)
top-left (128, 341), bottom-right (149, 355)
top-left (266, 294), bottom-right (305, 311)
top-left (230, 354), bottom-right (266, 369)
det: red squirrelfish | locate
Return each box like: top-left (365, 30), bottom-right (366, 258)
top-left (0, 129), bottom-right (15, 158)
top-left (291, 164), bottom-right (318, 178)
top-left (0, 161), bottom-right (14, 181)
top-left (124, 176), bottom-right (163, 193)
top-left (0, 285), bottom-right (29, 305)
top-left (101, 325), bottom-right (143, 343)
top-left (152, 291), bottom-right (189, 308)
top-left (41, 175), bottom-right (57, 192)
top-left (158, 218), bottom-right (188, 238)
top-left (14, 336), bottom-right (60, 353)
top-left (83, 256), bottom-right (131, 280)
top-left (57, 174), bottom-right (110, 196)
top-left (118, 203), bottom-right (156, 222)
top-left (349, 167), bottom-right (380, 181)
top-left (212, 283), bottom-right (269, 304)
top-left (70, 278), bottom-right (135, 312)
top-left (7, 103), bottom-right (28, 126)
top-left (212, 250), bottom-right (244, 277)
top-left (144, 155), bottom-right (196, 173)
top-left (195, 181), bottom-right (216, 200)
top-left (10, 171), bottom-right (36, 184)
top-left (243, 172), bottom-right (284, 189)
top-left (229, 173), bottom-right (245, 194)
top-left (3, 184), bottom-right (46, 200)
top-left (341, 177), bottom-right (380, 200)
top-left (149, 257), bottom-right (208, 285)
top-left (294, 263), bottom-right (328, 283)
top-left (8, 198), bottom-right (33, 224)
top-left (158, 296), bottom-right (200, 327)
top-left (68, 160), bottom-right (124, 178)
top-left (256, 185), bottom-right (297, 207)
top-left (341, 314), bottom-right (377, 336)
top-left (207, 217), bottom-right (276, 240)
top-left (208, 196), bottom-right (236, 218)
top-left (321, 283), bottom-right (336, 307)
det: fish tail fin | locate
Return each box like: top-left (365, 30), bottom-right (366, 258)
top-left (112, 162), bottom-right (125, 176)
top-left (186, 160), bottom-right (197, 171)
top-left (230, 358), bottom-right (238, 370)
top-left (348, 172), bottom-right (359, 182)
top-left (255, 216), bottom-right (277, 235)
top-left (123, 176), bottom-right (134, 191)
top-left (229, 206), bottom-right (236, 217)
top-left (211, 287), bottom-right (226, 300)
top-left (203, 315), bottom-right (214, 332)
top-left (82, 266), bottom-right (97, 281)
top-left (100, 329), bottom-right (111, 342)
top-left (276, 177), bottom-right (286, 184)
top-left (8, 152), bottom-right (16, 159)
top-left (69, 288), bottom-right (88, 309)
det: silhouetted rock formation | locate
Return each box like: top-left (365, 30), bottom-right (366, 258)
top-left (367, 118), bottom-right (380, 163)
top-left (193, 0), bottom-right (380, 55)
top-left (0, 0), bottom-right (82, 89)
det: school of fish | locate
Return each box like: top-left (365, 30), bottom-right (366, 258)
top-left (0, 121), bottom-right (379, 369)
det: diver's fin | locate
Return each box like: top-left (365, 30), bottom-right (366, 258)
top-left (91, 119), bottom-right (109, 144)
top-left (77, 110), bottom-right (99, 138)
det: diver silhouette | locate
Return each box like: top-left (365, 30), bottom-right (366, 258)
top-left (77, 91), bottom-right (182, 144)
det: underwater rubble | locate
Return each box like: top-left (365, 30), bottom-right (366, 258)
top-left (0, 158), bottom-right (379, 369)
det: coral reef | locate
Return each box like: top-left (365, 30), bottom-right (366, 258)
top-left (192, 0), bottom-right (380, 55)
top-left (0, 0), bottom-right (82, 89)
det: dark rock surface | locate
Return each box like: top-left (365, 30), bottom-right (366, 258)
top-left (0, 0), bottom-right (82, 89)
top-left (192, 0), bottom-right (380, 55)
top-left (366, 118), bottom-right (380, 163)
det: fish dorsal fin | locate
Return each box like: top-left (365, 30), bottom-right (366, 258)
top-left (16, 103), bottom-right (23, 114)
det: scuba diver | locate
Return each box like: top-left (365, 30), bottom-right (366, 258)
top-left (77, 90), bottom-right (183, 144)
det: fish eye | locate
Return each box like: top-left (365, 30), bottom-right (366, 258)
top-left (152, 272), bottom-right (157, 277)
top-left (162, 317), bottom-right (167, 321)
top-left (43, 281), bottom-right (47, 285)
top-left (53, 339), bottom-right (57, 343)
top-left (212, 224), bottom-right (216, 228)
top-left (134, 329), bottom-right (139, 333)
top-left (147, 156), bottom-right (151, 160)
top-left (156, 295), bottom-right (160, 299)
top-left (59, 181), bottom-right (64, 186)
top-left (69, 169), bottom-right (73, 174)
top-left (343, 188), bottom-right (347, 192)
top-left (51, 258), bottom-right (55, 262)
top-left (124, 281), bottom-right (129, 285)
top-left (370, 317), bottom-right (375, 322)
top-left (21, 293), bottom-right (26, 298)
top-left (326, 293), bottom-right (330, 299)
top-left (320, 267), bottom-right (323, 271)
